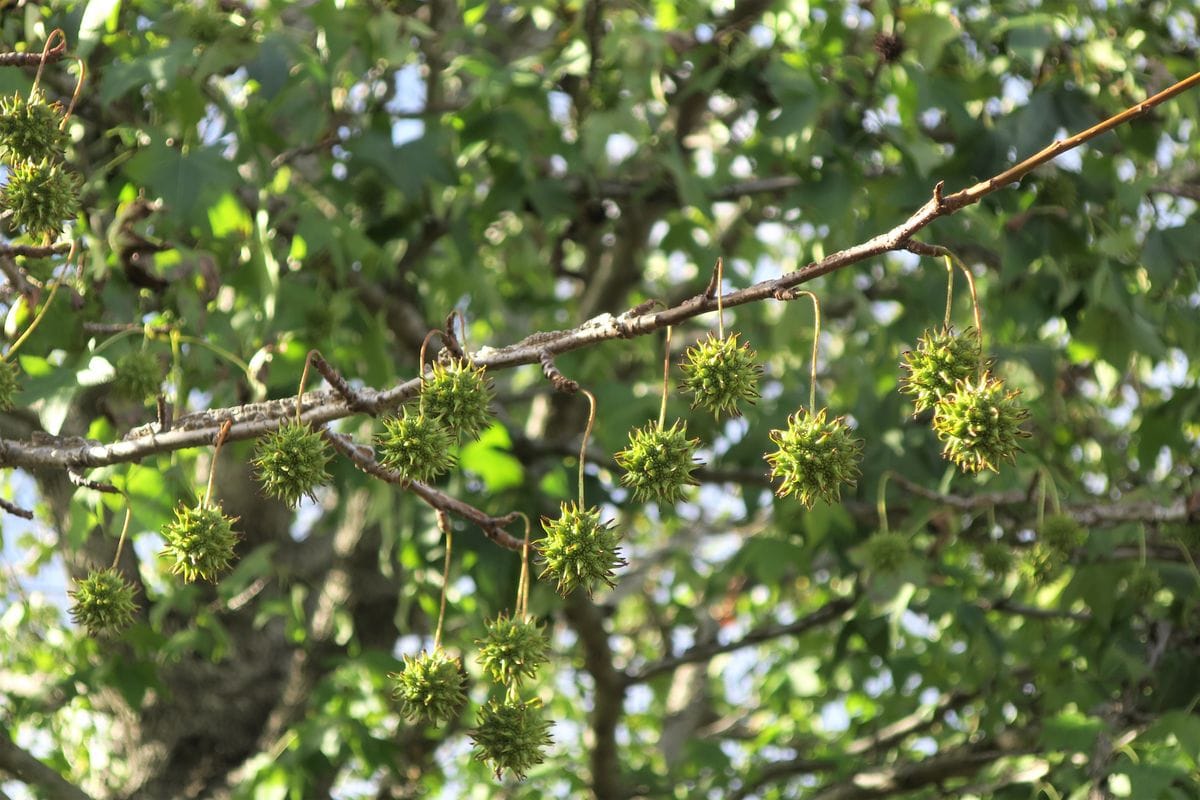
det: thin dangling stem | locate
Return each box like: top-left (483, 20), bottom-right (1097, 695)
top-left (1036, 471), bottom-right (1047, 530)
top-left (943, 258), bottom-right (955, 330)
top-left (62, 57), bottom-right (87, 125)
top-left (1137, 524), bottom-right (1147, 567)
top-left (5, 241), bottom-right (76, 362)
top-left (433, 510), bottom-right (453, 650)
top-left (450, 309), bottom-right (471, 357)
top-left (877, 471), bottom-right (893, 536)
top-left (791, 291), bottom-right (822, 411)
top-left (513, 512), bottom-right (532, 617)
top-left (579, 389), bottom-right (598, 507)
top-left (987, 505), bottom-right (999, 540)
top-left (943, 254), bottom-right (985, 375)
top-left (715, 258), bottom-right (726, 339)
top-left (294, 350), bottom-right (316, 422)
top-left (30, 29), bottom-right (66, 98)
top-left (658, 326), bottom-right (672, 431)
top-left (203, 420), bottom-right (234, 509)
top-left (110, 502), bottom-right (133, 570)
top-left (1037, 467), bottom-right (1061, 518)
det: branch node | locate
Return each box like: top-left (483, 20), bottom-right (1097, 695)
top-left (310, 350), bottom-right (376, 414)
top-left (539, 351), bottom-right (580, 394)
top-left (933, 180), bottom-right (946, 208)
top-left (68, 469), bottom-right (121, 494)
top-left (0, 497), bottom-right (34, 519)
top-left (441, 312), bottom-right (465, 360)
top-left (703, 258), bottom-right (723, 299)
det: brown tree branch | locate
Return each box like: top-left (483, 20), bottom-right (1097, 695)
top-left (808, 730), bottom-right (1034, 800)
top-left (0, 69), bottom-right (1196, 539)
top-left (564, 593), bottom-right (627, 800)
top-left (0, 729), bottom-right (92, 800)
top-left (624, 592), bottom-right (856, 685)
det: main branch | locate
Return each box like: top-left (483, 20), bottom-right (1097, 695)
top-left (2, 69), bottom-right (1197, 539)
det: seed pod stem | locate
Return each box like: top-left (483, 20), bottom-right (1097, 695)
top-left (434, 510), bottom-right (452, 650)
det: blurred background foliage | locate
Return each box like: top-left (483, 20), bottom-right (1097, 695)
top-left (1, 0), bottom-right (1198, 798)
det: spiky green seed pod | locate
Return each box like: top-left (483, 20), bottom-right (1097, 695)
top-left (421, 358), bottom-right (495, 442)
top-left (1039, 514), bottom-right (1084, 554)
top-left (981, 542), bottom-right (1014, 576)
top-left (0, 92), bottom-right (67, 165)
top-left (538, 502), bottom-right (625, 597)
top-left (69, 568), bottom-right (138, 636)
top-left (863, 532), bottom-right (910, 573)
top-left (932, 373), bottom-right (1030, 474)
top-left (112, 350), bottom-right (163, 403)
top-left (679, 333), bottom-right (762, 418)
top-left (1021, 544), bottom-right (1065, 585)
top-left (899, 326), bottom-right (982, 414)
top-left (0, 359), bottom-right (21, 411)
top-left (1126, 566), bottom-right (1161, 606)
top-left (0, 158), bottom-right (80, 239)
top-left (375, 409), bottom-right (457, 482)
top-left (764, 407), bottom-right (863, 509)
top-left (390, 648), bottom-right (467, 725)
top-left (252, 421), bottom-right (332, 507)
top-left (471, 697), bottom-right (553, 780)
top-left (160, 503), bottom-right (239, 583)
top-left (477, 613), bottom-right (550, 687)
top-left (613, 419), bottom-right (702, 504)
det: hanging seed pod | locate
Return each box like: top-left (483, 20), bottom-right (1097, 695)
top-left (0, 91), bottom-right (67, 165)
top-left (390, 648), bottom-right (467, 726)
top-left (421, 357), bottom-right (495, 442)
top-left (69, 568), bottom-right (138, 636)
top-left (112, 350), bottom-right (163, 403)
top-left (679, 332), bottom-right (762, 418)
top-left (614, 419), bottom-right (701, 504)
top-left (470, 696), bottom-right (554, 780)
top-left (476, 613), bottom-right (550, 687)
top-left (1038, 513), bottom-right (1084, 554)
top-left (862, 531), bottom-right (911, 574)
top-left (765, 407), bottom-right (863, 509)
top-left (0, 359), bottom-right (21, 411)
top-left (160, 503), bottom-right (239, 583)
top-left (898, 326), bottom-right (982, 414)
top-left (1, 158), bottom-right (80, 239)
top-left (252, 420), bottom-right (332, 507)
top-left (980, 542), bottom-right (1014, 576)
top-left (932, 373), bottom-right (1030, 473)
top-left (538, 502), bottom-right (625, 597)
top-left (375, 409), bottom-right (457, 482)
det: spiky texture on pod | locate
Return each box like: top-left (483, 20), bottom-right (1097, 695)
top-left (112, 350), bottom-right (163, 403)
top-left (476, 613), bottom-right (550, 687)
top-left (863, 532), bottom-right (910, 573)
top-left (252, 421), bottom-right (332, 507)
top-left (390, 648), bottom-right (467, 725)
top-left (1021, 544), bottom-right (1065, 586)
top-left (1126, 566), bottom-right (1162, 606)
top-left (0, 92), bottom-right (67, 165)
top-left (160, 503), bottom-right (239, 583)
top-left (1039, 514), bottom-right (1084, 554)
top-left (932, 373), bottom-right (1030, 474)
top-left (421, 358), bottom-right (495, 442)
top-left (679, 333), bottom-right (762, 418)
top-left (538, 502), bottom-right (625, 597)
top-left (764, 407), bottom-right (863, 509)
top-left (471, 697), bottom-right (553, 780)
top-left (613, 419), bottom-right (702, 504)
top-left (0, 158), bottom-right (80, 239)
top-left (899, 326), bottom-right (982, 414)
top-left (981, 542), bottom-right (1014, 576)
top-left (69, 568), bottom-right (138, 636)
top-left (0, 359), bottom-right (21, 411)
top-left (375, 410), bottom-right (457, 483)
